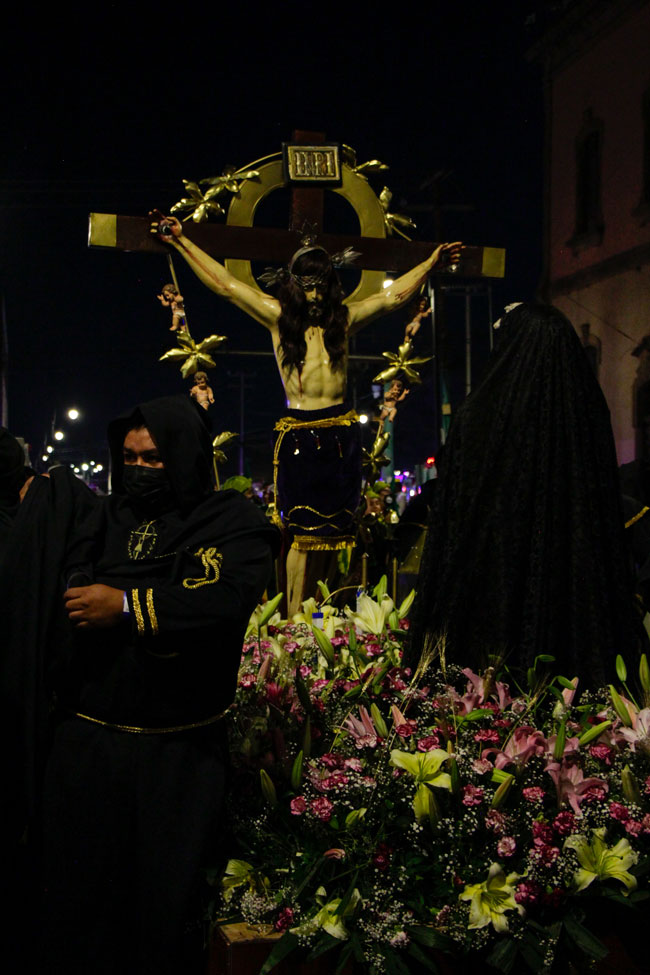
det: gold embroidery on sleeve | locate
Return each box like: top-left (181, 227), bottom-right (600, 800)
top-left (132, 589), bottom-right (145, 635)
top-left (182, 546), bottom-right (223, 589)
top-left (146, 588), bottom-right (159, 636)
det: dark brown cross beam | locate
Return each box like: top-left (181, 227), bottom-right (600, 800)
top-left (88, 130), bottom-right (505, 281)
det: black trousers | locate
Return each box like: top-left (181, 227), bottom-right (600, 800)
top-left (42, 716), bottom-right (228, 975)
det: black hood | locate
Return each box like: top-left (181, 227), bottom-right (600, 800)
top-left (108, 395), bottom-right (213, 514)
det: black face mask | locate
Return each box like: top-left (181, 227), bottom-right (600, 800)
top-left (121, 464), bottom-right (176, 515)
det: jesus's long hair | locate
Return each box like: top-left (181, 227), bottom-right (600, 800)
top-left (277, 249), bottom-right (348, 374)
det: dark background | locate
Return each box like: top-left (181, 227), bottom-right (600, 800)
top-left (0, 3), bottom-right (547, 483)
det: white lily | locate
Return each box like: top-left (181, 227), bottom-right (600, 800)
top-left (344, 593), bottom-right (394, 635)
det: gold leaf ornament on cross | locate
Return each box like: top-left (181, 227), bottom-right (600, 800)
top-left (159, 331), bottom-right (227, 378)
top-left (373, 339), bottom-right (432, 385)
top-left (170, 167), bottom-right (260, 223)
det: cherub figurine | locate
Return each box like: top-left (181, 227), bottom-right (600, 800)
top-left (157, 283), bottom-right (187, 332)
top-left (189, 371), bottom-right (214, 410)
top-left (379, 377), bottom-right (409, 426)
top-left (404, 297), bottom-right (431, 340)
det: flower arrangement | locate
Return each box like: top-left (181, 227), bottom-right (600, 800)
top-left (213, 580), bottom-right (650, 974)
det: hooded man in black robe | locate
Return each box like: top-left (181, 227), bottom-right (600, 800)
top-left (39, 395), bottom-right (279, 974)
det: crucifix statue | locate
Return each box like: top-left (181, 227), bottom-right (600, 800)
top-left (89, 132), bottom-right (504, 613)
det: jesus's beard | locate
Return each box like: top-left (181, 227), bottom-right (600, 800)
top-left (307, 302), bottom-right (323, 322)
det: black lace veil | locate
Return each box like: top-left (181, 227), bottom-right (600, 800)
top-left (406, 303), bottom-right (644, 686)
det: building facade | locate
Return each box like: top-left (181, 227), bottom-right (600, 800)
top-left (534, 0), bottom-right (650, 462)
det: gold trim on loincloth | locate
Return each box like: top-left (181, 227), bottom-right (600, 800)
top-left (625, 506), bottom-right (650, 529)
top-left (290, 535), bottom-right (355, 552)
top-left (69, 710), bottom-right (226, 734)
top-left (272, 409), bottom-right (359, 531)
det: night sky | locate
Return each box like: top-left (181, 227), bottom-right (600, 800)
top-left (1, 4), bottom-right (545, 482)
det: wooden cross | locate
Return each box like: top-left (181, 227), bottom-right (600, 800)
top-left (88, 130), bottom-right (505, 284)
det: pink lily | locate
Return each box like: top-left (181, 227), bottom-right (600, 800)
top-left (619, 708), bottom-right (650, 754)
top-left (482, 726), bottom-right (546, 770)
top-left (545, 761), bottom-right (608, 816)
top-left (343, 706), bottom-right (378, 749)
top-left (462, 668), bottom-right (513, 710)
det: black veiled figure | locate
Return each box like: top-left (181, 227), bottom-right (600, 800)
top-left (406, 303), bottom-right (645, 686)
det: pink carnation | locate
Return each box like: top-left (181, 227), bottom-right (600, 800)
top-left (485, 810), bottom-right (506, 834)
top-left (239, 673), bottom-right (256, 687)
top-left (609, 802), bottom-right (630, 822)
top-left (625, 820), bottom-right (643, 837)
top-left (417, 734), bottom-right (441, 752)
top-left (311, 797), bottom-right (334, 822)
top-left (462, 784), bottom-right (484, 806)
top-left (522, 786), bottom-right (545, 802)
top-left (290, 797), bottom-right (307, 815)
top-left (589, 743), bottom-right (614, 765)
top-left (274, 908), bottom-right (295, 931)
top-left (553, 811), bottom-right (577, 836)
top-left (472, 758), bottom-right (493, 775)
top-left (474, 728), bottom-right (500, 744)
top-left (497, 836), bottom-right (516, 857)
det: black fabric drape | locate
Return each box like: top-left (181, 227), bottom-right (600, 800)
top-left (406, 303), bottom-right (645, 686)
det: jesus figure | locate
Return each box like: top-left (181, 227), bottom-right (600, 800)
top-left (152, 214), bottom-right (460, 613)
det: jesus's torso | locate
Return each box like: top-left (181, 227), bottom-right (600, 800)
top-left (271, 324), bottom-right (347, 410)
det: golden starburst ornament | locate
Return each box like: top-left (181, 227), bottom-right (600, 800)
top-left (373, 340), bottom-right (432, 385)
top-left (362, 431), bottom-right (391, 482)
top-left (379, 186), bottom-right (416, 240)
top-left (212, 430), bottom-right (238, 466)
top-left (211, 429), bottom-right (238, 489)
top-left (160, 331), bottom-right (227, 378)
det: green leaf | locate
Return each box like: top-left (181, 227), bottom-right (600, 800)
top-left (348, 625), bottom-right (357, 652)
top-left (302, 716), bottom-right (312, 758)
top-left (407, 941), bottom-right (439, 972)
top-left (371, 703), bottom-right (389, 738)
top-left (609, 684), bottom-right (633, 727)
top-left (383, 949), bottom-right (411, 975)
top-left (259, 769), bottom-right (277, 806)
top-left (578, 720), bottom-right (612, 746)
top-left (388, 609), bottom-right (400, 630)
top-left (397, 588), bottom-right (415, 619)
top-left (291, 750), bottom-right (304, 790)
top-left (534, 653), bottom-right (556, 665)
top-left (519, 936), bottom-right (546, 973)
top-left (553, 718), bottom-right (567, 759)
top-left (485, 936), bottom-right (518, 973)
top-left (306, 934), bottom-right (340, 961)
top-left (312, 624), bottom-right (335, 665)
top-left (615, 654), bottom-right (628, 683)
top-left (345, 807), bottom-right (367, 828)
top-left (557, 675), bottom-right (578, 689)
top-left (295, 670), bottom-right (314, 715)
top-left (259, 932), bottom-right (300, 975)
top-left (317, 580), bottom-right (331, 601)
top-left (640, 653), bottom-right (650, 693)
top-left (372, 574), bottom-right (388, 600)
top-left (257, 591), bottom-right (284, 628)
top-left (527, 667), bottom-right (536, 689)
top-left (460, 708), bottom-right (493, 721)
top-left (409, 926), bottom-right (453, 950)
top-left (335, 941), bottom-right (354, 975)
top-left (334, 870), bottom-right (359, 916)
top-left (563, 915), bottom-right (609, 961)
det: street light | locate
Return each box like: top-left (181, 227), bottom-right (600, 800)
top-left (54, 430), bottom-right (65, 441)
top-left (67, 408), bottom-right (81, 421)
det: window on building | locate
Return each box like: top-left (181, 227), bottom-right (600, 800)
top-left (633, 88), bottom-right (650, 222)
top-left (569, 109), bottom-right (604, 250)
